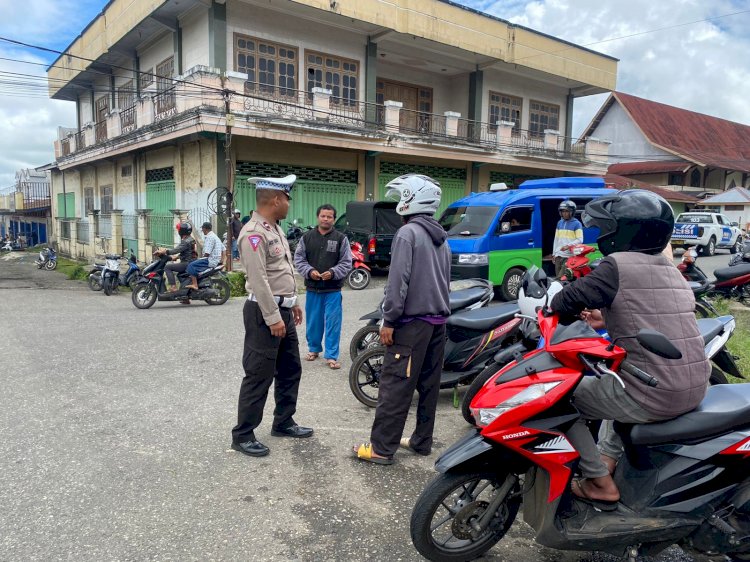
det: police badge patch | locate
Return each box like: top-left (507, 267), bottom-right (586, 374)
top-left (248, 235), bottom-right (261, 251)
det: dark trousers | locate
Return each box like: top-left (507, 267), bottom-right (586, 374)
top-left (370, 320), bottom-right (446, 457)
top-left (232, 301), bottom-right (302, 444)
top-left (165, 261), bottom-right (189, 285)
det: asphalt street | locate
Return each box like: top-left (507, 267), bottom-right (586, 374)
top-left (0, 249), bottom-right (733, 561)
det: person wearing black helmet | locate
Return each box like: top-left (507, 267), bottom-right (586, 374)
top-left (550, 189), bottom-right (710, 508)
top-left (552, 199), bottom-right (583, 277)
top-left (156, 222), bottom-right (196, 293)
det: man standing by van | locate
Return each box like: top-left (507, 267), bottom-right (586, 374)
top-left (553, 200), bottom-right (583, 277)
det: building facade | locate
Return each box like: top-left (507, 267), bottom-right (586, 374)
top-left (0, 168), bottom-right (52, 246)
top-left (47, 0), bottom-right (617, 260)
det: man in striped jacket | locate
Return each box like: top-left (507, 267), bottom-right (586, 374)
top-left (553, 199), bottom-right (583, 277)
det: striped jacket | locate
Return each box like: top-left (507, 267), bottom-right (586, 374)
top-left (552, 218), bottom-right (583, 258)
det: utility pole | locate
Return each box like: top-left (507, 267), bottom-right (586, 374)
top-left (223, 83), bottom-right (235, 272)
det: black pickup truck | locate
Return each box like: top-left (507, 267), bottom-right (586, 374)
top-left (335, 201), bottom-right (401, 268)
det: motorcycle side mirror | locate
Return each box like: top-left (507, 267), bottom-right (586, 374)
top-left (607, 329), bottom-right (682, 360)
top-left (500, 221), bottom-right (511, 233)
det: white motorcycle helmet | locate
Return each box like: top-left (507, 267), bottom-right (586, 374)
top-left (384, 174), bottom-right (442, 216)
top-left (518, 267), bottom-right (564, 318)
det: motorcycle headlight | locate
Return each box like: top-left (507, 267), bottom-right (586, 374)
top-left (474, 382), bottom-right (561, 427)
top-left (457, 253), bottom-right (488, 265)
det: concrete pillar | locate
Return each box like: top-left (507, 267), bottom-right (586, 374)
top-left (496, 121), bottom-right (515, 147)
top-left (69, 219), bottom-right (78, 258)
top-left (110, 210), bottom-right (123, 254)
top-left (444, 111), bottom-right (460, 136)
top-left (88, 210), bottom-right (99, 258)
top-left (384, 100), bottom-right (402, 132)
top-left (468, 70), bottom-right (484, 123)
top-left (364, 152), bottom-right (377, 201)
top-left (312, 87), bottom-right (332, 119)
top-left (135, 209), bottom-right (152, 263)
top-left (544, 129), bottom-right (560, 151)
top-left (585, 137), bottom-right (612, 164)
top-left (84, 123), bottom-right (95, 147)
top-left (365, 39), bottom-right (378, 125)
top-left (209, 0), bottom-right (227, 72)
top-left (108, 109), bottom-right (121, 138)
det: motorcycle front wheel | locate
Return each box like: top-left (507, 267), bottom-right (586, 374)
top-left (347, 268), bottom-right (371, 290)
top-left (204, 277), bottom-right (231, 305)
top-left (348, 347), bottom-right (385, 407)
top-left (45, 259), bottom-right (57, 270)
top-left (103, 276), bottom-right (116, 296)
top-left (132, 284), bottom-right (158, 309)
top-left (410, 471), bottom-right (521, 562)
top-left (36, 261), bottom-right (43, 269)
top-left (349, 324), bottom-right (381, 361)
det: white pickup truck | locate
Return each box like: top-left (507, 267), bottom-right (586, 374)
top-left (671, 212), bottom-right (744, 256)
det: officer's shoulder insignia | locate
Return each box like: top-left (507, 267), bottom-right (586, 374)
top-left (248, 235), bottom-right (262, 251)
top-left (261, 221), bottom-right (272, 231)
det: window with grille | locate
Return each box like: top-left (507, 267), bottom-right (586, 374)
top-left (118, 80), bottom-right (135, 109)
top-left (306, 51), bottom-right (358, 106)
top-left (418, 88), bottom-right (432, 114)
top-left (724, 205), bottom-right (744, 211)
top-left (235, 34), bottom-right (297, 98)
top-left (156, 57), bottom-right (174, 91)
top-left (140, 67), bottom-right (153, 89)
top-left (121, 165), bottom-right (133, 178)
top-left (84, 187), bottom-right (95, 215)
top-left (101, 185), bottom-right (113, 213)
top-left (529, 100), bottom-right (559, 137)
top-left (489, 92), bottom-right (522, 131)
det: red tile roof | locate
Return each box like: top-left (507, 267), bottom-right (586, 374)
top-left (585, 92), bottom-right (750, 173)
top-left (608, 161), bottom-right (691, 175)
top-left (602, 174), bottom-right (700, 203)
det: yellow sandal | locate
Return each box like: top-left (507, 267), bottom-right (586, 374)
top-left (352, 443), bottom-right (393, 465)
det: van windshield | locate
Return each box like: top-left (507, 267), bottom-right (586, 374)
top-left (440, 206), bottom-right (499, 237)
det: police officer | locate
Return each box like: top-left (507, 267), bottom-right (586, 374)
top-left (231, 174), bottom-right (314, 458)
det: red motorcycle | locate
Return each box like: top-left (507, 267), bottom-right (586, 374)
top-left (347, 241), bottom-right (371, 290)
top-left (411, 267), bottom-right (750, 562)
top-left (559, 244), bottom-right (598, 281)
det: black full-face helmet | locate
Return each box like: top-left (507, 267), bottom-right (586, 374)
top-left (177, 222), bottom-right (193, 237)
top-left (582, 190), bottom-right (674, 256)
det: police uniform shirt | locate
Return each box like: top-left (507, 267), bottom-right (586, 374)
top-left (239, 211), bottom-right (296, 326)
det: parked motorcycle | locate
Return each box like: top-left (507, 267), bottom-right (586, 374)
top-left (349, 288), bottom-right (521, 407)
top-left (34, 246), bottom-right (57, 270)
top-left (286, 219), bottom-right (311, 255)
top-left (1, 238), bottom-right (20, 251)
top-left (89, 251), bottom-right (141, 293)
top-left (100, 254), bottom-right (122, 296)
top-left (349, 279), bottom-right (494, 360)
top-left (410, 267), bottom-right (750, 562)
top-left (131, 253), bottom-right (230, 309)
top-left (346, 241), bottom-right (371, 290)
top-left (680, 246), bottom-right (750, 304)
top-left (728, 238), bottom-right (750, 267)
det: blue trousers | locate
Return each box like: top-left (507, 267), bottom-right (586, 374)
top-left (305, 290), bottom-right (343, 360)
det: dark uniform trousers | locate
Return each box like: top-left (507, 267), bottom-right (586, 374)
top-left (232, 301), bottom-right (302, 443)
top-left (370, 320), bottom-right (447, 457)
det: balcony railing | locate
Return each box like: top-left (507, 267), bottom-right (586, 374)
top-left (120, 106), bottom-right (136, 134)
top-left (77, 220), bottom-right (90, 244)
top-left (75, 130), bottom-right (86, 151)
top-left (154, 88), bottom-right (177, 120)
top-left (56, 68), bottom-right (604, 165)
top-left (95, 121), bottom-right (107, 143)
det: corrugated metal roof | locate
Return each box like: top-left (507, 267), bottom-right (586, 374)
top-left (608, 161), bottom-right (691, 175)
top-left (701, 187), bottom-right (750, 205)
top-left (612, 92), bottom-right (750, 173)
top-left (603, 174), bottom-right (699, 203)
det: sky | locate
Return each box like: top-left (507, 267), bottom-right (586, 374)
top-left (1, 0), bottom-right (750, 187)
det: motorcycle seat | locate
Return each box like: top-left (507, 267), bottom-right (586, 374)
top-left (448, 287), bottom-right (488, 312)
top-left (446, 302), bottom-right (519, 331)
top-left (626, 384), bottom-right (750, 446)
top-left (715, 263), bottom-right (750, 281)
top-left (695, 317), bottom-right (724, 344)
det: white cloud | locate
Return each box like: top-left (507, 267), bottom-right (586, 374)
top-left (464, 0), bottom-right (750, 135)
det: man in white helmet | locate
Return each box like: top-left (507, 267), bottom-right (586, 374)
top-left (353, 174), bottom-right (451, 465)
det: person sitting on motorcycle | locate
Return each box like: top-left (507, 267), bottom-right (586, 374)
top-left (549, 190), bottom-right (710, 506)
top-left (156, 222), bottom-right (196, 292)
top-left (185, 222), bottom-right (225, 291)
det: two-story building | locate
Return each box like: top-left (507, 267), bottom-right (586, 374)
top-left (0, 168), bottom-right (52, 245)
top-left (47, 0), bottom-right (617, 261)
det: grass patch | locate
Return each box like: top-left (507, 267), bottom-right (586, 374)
top-left (227, 271), bottom-right (247, 297)
top-left (56, 257), bottom-right (90, 281)
top-left (711, 297), bottom-right (750, 381)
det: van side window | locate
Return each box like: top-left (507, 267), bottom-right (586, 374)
top-left (498, 206), bottom-right (533, 233)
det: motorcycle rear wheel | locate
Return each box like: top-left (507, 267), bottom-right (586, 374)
top-left (88, 273), bottom-right (103, 291)
top-left (132, 284), bottom-right (157, 309)
top-left (45, 259), bottom-right (57, 270)
top-left (349, 347), bottom-right (385, 407)
top-left (349, 324), bottom-right (381, 361)
top-left (204, 277), bottom-right (231, 305)
top-left (411, 471), bottom-right (520, 562)
top-left (347, 268), bottom-right (371, 290)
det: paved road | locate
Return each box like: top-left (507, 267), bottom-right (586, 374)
top-left (0, 252), bottom-right (696, 561)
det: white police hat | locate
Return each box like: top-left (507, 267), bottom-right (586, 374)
top-left (248, 174), bottom-right (296, 198)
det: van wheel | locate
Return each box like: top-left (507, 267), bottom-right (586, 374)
top-left (500, 268), bottom-right (525, 301)
top-left (701, 237), bottom-right (716, 256)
